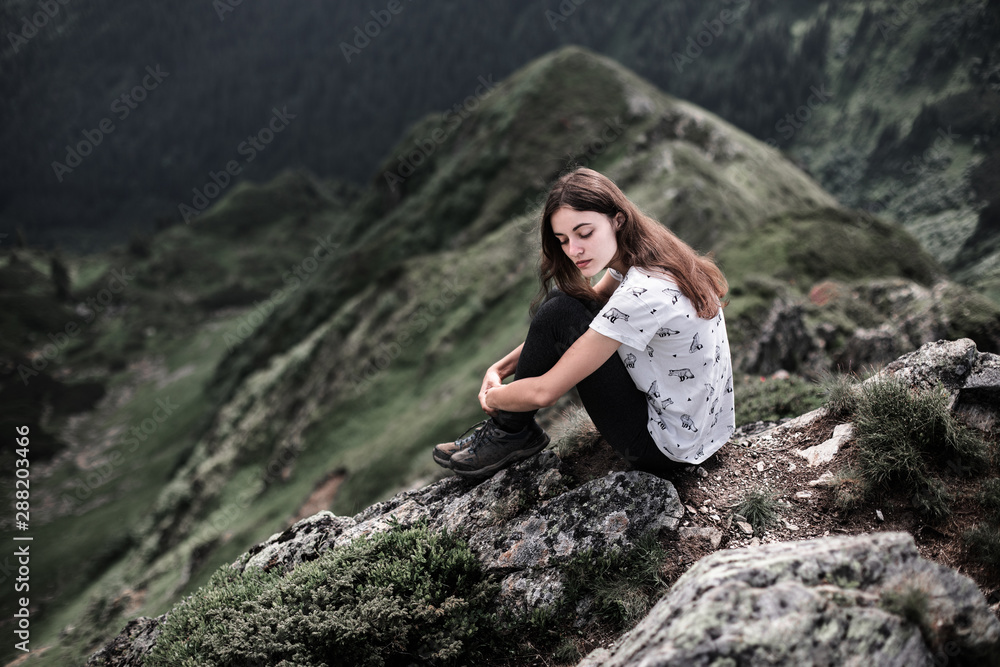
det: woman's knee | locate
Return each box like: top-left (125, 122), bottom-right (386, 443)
top-left (533, 290), bottom-right (596, 328)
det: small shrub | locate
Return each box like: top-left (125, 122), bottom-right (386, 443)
top-left (910, 477), bottom-right (952, 521)
top-left (148, 522), bottom-right (498, 667)
top-left (733, 488), bottom-right (780, 534)
top-left (562, 532), bottom-right (667, 630)
top-left (853, 377), bottom-right (989, 497)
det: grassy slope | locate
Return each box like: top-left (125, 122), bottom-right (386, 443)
top-left (783, 2), bottom-right (999, 299)
top-left (6, 46), bottom-right (990, 666)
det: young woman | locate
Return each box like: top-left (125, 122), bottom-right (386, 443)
top-left (433, 167), bottom-right (734, 479)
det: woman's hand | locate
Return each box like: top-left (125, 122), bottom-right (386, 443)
top-left (479, 367), bottom-right (503, 416)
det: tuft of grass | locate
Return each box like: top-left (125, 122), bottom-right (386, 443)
top-left (830, 466), bottom-right (871, 510)
top-left (552, 638), bottom-right (582, 664)
top-left (552, 406), bottom-right (603, 459)
top-left (851, 376), bottom-right (989, 518)
top-left (964, 524), bottom-right (1000, 571)
top-left (977, 477), bottom-right (1000, 513)
top-left (880, 583), bottom-right (932, 636)
top-left (819, 370), bottom-right (860, 417)
top-left (733, 488), bottom-right (781, 535)
top-left (562, 532), bottom-right (667, 630)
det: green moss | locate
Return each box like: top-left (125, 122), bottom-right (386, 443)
top-left (148, 523), bottom-right (499, 667)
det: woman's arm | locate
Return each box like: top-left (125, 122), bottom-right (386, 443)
top-left (479, 343), bottom-right (524, 416)
top-left (593, 269), bottom-right (621, 301)
top-left (484, 329), bottom-right (621, 412)
top-left (492, 343), bottom-right (523, 380)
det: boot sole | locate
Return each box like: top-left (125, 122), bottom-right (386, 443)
top-left (452, 436), bottom-right (550, 479)
top-left (432, 448), bottom-right (453, 469)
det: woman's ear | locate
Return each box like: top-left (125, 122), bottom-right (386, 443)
top-left (613, 212), bottom-right (625, 230)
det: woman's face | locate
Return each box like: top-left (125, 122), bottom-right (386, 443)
top-left (550, 207), bottom-right (621, 278)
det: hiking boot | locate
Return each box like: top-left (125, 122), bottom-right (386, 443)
top-left (449, 419), bottom-right (549, 479)
top-left (432, 420), bottom-right (488, 469)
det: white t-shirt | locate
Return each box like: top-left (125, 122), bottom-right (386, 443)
top-left (588, 267), bottom-right (735, 464)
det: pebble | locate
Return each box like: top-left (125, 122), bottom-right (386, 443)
top-left (756, 461), bottom-right (765, 472)
top-left (876, 509), bottom-right (885, 522)
top-left (795, 491), bottom-right (813, 499)
top-left (736, 521), bottom-right (754, 535)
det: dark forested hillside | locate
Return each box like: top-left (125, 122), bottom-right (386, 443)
top-left (5, 0), bottom-right (997, 274)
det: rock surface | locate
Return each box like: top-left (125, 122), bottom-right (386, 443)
top-left (240, 450), bottom-right (684, 614)
top-left (580, 532), bottom-right (1000, 667)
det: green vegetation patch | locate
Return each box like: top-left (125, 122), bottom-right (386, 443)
top-left (561, 532), bottom-right (668, 630)
top-left (735, 373), bottom-right (825, 426)
top-left (848, 376), bottom-right (989, 519)
top-left (733, 488), bottom-right (781, 535)
top-left (148, 522), bottom-right (498, 667)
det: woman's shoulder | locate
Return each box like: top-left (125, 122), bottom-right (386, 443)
top-left (629, 266), bottom-right (678, 288)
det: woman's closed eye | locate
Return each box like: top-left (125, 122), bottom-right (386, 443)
top-left (559, 232), bottom-right (592, 245)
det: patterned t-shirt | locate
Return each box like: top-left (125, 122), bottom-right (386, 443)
top-left (588, 267), bottom-right (735, 464)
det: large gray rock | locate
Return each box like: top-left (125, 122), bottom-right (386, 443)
top-left (581, 532), bottom-right (1000, 667)
top-left (85, 615), bottom-right (166, 667)
top-left (240, 449), bottom-right (684, 613)
top-left (876, 338), bottom-right (1000, 431)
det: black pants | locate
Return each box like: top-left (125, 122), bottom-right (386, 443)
top-left (494, 290), bottom-right (682, 476)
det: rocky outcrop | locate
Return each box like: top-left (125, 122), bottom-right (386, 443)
top-left (85, 615), bottom-right (166, 667)
top-left (580, 532), bottom-right (1000, 666)
top-left (877, 337), bottom-right (1000, 432)
top-left (740, 278), bottom-right (1000, 377)
top-left (239, 450), bottom-right (684, 614)
top-left (89, 452), bottom-right (684, 665)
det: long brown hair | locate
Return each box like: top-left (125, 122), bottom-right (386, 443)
top-left (533, 168), bottom-right (728, 318)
